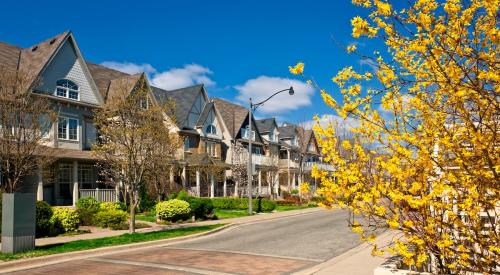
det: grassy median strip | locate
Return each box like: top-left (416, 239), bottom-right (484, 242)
top-left (0, 224), bottom-right (225, 261)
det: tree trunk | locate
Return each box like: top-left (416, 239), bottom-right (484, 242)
top-left (129, 190), bottom-right (136, 233)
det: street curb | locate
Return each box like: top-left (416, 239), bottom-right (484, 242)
top-left (0, 223), bottom-right (233, 273)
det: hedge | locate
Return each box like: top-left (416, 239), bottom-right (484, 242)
top-left (94, 209), bottom-right (128, 229)
top-left (35, 201), bottom-right (53, 237)
top-left (50, 207), bottom-right (80, 232)
top-left (211, 197), bottom-right (276, 212)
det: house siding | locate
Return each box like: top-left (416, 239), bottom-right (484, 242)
top-left (38, 40), bottom-right (99, 105)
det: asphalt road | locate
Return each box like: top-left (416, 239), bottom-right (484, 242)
top-left (10, 209), bottom-right (364, 274)
top-left (170, 209), bottom-right (362, 261)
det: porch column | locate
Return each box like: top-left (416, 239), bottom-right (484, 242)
top-left (195, 169), bottom-right (200, 197)
top-left (210, 173), bottom-right (215, 198)
top-left (292, 172), bottom-right (296, 189)
top-left (37, 167), bottom-right (43, 201)
top-left (223, 173), bottom-right (227, 197)
top-left (258, 170), bottom-right (262, 195)
top-left (234, 181), bottom-right (239, 197)
top-left (182, 166), bottom-right (187, 189)
top-left (298, 172), bottom-right (302, 187)
top-left (72, 161), bottom-right (79, 206)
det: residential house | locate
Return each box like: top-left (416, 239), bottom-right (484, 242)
top-left (0, 32), bottom-right (112, 206)
top-left (277, 123), bottom-right (303, 192)
top-left (152, 85), bottom-right (229, 197)
top-left (212, 98), bottom-right (267, 197)
top-left (255, 118), bottom-right (281, 197)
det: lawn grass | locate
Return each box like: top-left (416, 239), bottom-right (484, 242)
top-left (135, 212), bottom-right (156, 223)
top-left (0, 224), bottom-right (225, 261)
top-left (214, 209), bottom-right (250, 219)
top-left (275, 204), bottom-right (317, 212)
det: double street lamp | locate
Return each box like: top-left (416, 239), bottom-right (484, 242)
top-left (247, 87), bottom-right (294, 214)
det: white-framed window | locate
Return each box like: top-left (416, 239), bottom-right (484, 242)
top-left (241, 126), bottom-right (255, 141)
top-left (55, 79), bottom-right (79, 100)
top-left (206, 124), bottom-right (217, 135)
top-left (184, 137), bottom-right (191, 152)
top-left (206, 141), bottom-right (217, 157)
top-left (58, 117), bottom-right (79, 141)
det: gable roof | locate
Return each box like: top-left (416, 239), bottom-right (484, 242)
top-left (255, 118), bottom-right (276, 133)
top-left (302, 129), bottom-right (315, 153)
top-left (196, 102), bottom-right (214, 128)
top-left (278, 125), bottom-right (296, 139)
top-left (212, 98), bottom-right (249, 139)
top-left (18, 32), bottom-right (69, 84)
top-left (86, 61), bottom-right (129, 100)
top-left (0, 42), bottom-right (21, 72)
top-left (151, 84), bottom-right (205, 128)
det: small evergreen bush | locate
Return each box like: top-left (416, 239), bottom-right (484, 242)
top-left (94, 209), bottom-right (128, 229)
top-left (35, 201), bottom-right (53, 237)
top-left (99, 202), bottom-right (122, 211)
top-left (155, 199), bottom-right (190, 221)
top-left (50, 207), bottom-right (80, 232)
top-left (76, 197), bottom-right (100, 225)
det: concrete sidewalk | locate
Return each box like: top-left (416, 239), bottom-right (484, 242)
top-left (296, 232), bottom-right (394, 275)
top-left (34, 207), bottom-right (323, 247)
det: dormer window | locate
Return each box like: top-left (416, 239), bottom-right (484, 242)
top-left (206, 124), bottom-right (217, 135)
top-left (56, 79), bottom-right (79, 100)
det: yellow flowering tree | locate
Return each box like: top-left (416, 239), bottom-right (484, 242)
top-left (294, 0), bottom-right (499, 273)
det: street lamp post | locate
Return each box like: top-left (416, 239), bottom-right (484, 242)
top-left (247, 86), bottom-right (294, 215)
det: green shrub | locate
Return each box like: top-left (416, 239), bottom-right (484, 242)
top-left (50, 207), bottom-right (80, 232)
top-left (186, 197), bottom-right (214, 219)
top-left (35, 201), bottom-right (53, 237)
top-left (138, 185), bottom-right (156, 212)
top-left (99, 202), bottom-right (121, 211)
top-left (94, 209), bottom-right (128, 229)
top-left (211, 197), bottom-right (276, 212)
top-left (155, 199), bottom-right (191, 221)
top-left (255, 198), bottom-right (277, 212)
top-left (211, 197), bottom-right (246, 210)
top-left (175, 190), bottom-right (190, 201)
top-left (76, 197), bottom-right (100, 210)
top-left (76, 197), bottom-right (100, 226)
top-left (290, 189), bottom-right (299, 195)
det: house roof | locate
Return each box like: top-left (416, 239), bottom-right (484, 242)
top-left (0, 42), bottom-right (21, 72)
top-left (152, 84), bottom-right (204, 128)
top-left (255, 118), bottom-right (276, 133)
top-left (278, 125), bottom-right (296, 138)
top-left (212, 98), bottom-right (248, 139)
top-left (0, 31), bottom-right (69, 84)
top-left (302, 129), bottom-right (316, 154)
top-left (19, 32), bottom-right (69, 83)
top-left (86, 61), bottom-right (129, 100)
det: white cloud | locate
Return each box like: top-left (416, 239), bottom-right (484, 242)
top-left (301, 114), bottom-right (359, 131)
top-left (100, 61), bottom-right (157, 75)
top-left (235, 76), bottom-right (314, 114)
top-left (151, 64), bottom-right (215, 90)
top-left (100, 62), bottom-right (215, 91)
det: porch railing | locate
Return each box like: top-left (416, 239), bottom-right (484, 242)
top-left (79, 188), bottom-right (117, 202)
top-left (303, 162), bottom-right (335, 171)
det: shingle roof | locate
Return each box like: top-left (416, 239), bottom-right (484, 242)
top-left (212, 98), bottom-right (248, 138)
top-left (18, 32), bottom-right (69, 83)
top-left (0, 42), bottom-right (21, 72)
top-left (152, 84), bottom-right (204, 128)
top-left (86, 61), bottom-right (129, 100)
top-left (278, 125), bottom-right (296, 138)
top-left (302, 130), bottom-right (313, 153)
top-left (255, 118), bottom-right (276, 133)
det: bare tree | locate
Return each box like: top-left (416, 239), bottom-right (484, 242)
top-left (231, 141), bottom-right (248, 197)
top-left (93, 75), bottom-right (178, 233)
top-left (0, 67), bottom-right (55, 193)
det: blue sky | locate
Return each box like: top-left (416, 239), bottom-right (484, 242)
top-left (0, 0), bottom-right (376, 128)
